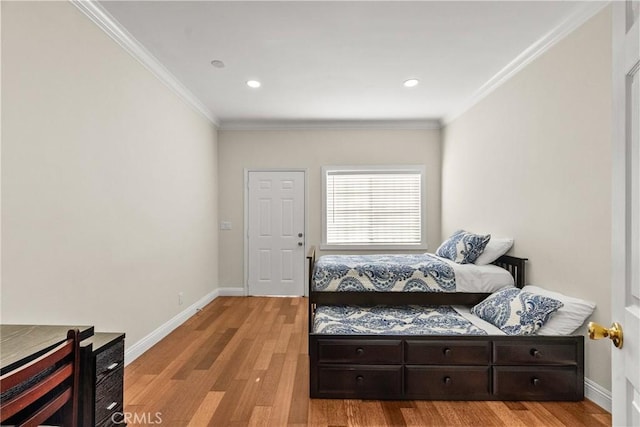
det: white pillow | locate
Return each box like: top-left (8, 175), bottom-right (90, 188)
top-left (522, 285), bottom-right (596, 335)
top-left (474, 237), bottom-right (514, 265)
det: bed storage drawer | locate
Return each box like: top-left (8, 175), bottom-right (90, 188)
top-left (309, 329), bottom-right (584, 401)
top-left (493, 341), bottom-right (577, 365)
top-left (405, 340), bottom-right (490, 365)
top-left (317, 365), bottom-right (402, 397)
top-left (317, 339), bottom-right (402, 364)
top-left (405, 366), bottom-right (490, 399)
top-left (492, 366), bottom-right (580, 400)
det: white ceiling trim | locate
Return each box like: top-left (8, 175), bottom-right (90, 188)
top-left (443, 0), bottom-right (610, 126)
top-left (219, 119), bottom-right (442, 131)
top-left (71, 0), bottom-right (608, 131)
top-left (69, 0), bottom-right (220, 128)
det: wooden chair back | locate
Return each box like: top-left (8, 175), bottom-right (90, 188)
top-left (0, 328), bottom-right (80, 427)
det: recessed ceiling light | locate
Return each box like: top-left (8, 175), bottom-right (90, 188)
top-left (247, 80), bottom-right (261, 88)
top-left (211, 60), bottom-right (225, 68)
top-left (403, 79), bottom-right (419, 88)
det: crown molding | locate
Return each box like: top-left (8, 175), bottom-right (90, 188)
top-left (70, 0), bottom-right (220, 128)
top-left (219, 119), bottom-right (442, 131)
top-left (443, 1), bottom-right (610, 126)
top-left (70, 0), bottom-right (607, 131)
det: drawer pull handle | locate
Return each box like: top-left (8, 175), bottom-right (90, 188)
top-left (530, 349), bottom-right (541, 358)
top-left (107, 402), bottom-right (117, 411)
top-left (532, 378), bottom-right (540, 386)
top-left (107, 362), bottom-right (119, 371)
top-left (443, 348), bottom-right (451, 356)
top-left (356, 375), bottom-right (364, 384)
top-left (443, 376), bottom-right (452, 386)
top-left (355, 347), bottom-right (364, 355)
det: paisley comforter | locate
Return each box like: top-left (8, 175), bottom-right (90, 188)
top-left (312, 253), bottom-right (455, 292)
top-left (312, 305), bottom-right (488, 335)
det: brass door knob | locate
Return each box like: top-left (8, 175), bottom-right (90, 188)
top-left (588, 321), bottom-right (623, 349)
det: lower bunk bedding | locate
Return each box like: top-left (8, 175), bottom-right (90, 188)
top-left (309, 304), bottom-right (585, 401)
top-left (313, 304), bottom-right (498, 336)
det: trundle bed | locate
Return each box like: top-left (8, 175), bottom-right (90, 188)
top-left (307, 248), bottom-right (585, 401)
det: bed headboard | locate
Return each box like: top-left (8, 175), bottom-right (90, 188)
top-left (493, 254), bottom-right (528, 288)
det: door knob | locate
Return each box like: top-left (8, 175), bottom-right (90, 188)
top-left (298, 242), bottom-right (303, 246)
top-left (588, 321), bottom-right (623, 349)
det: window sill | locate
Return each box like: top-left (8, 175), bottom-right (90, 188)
top-left (319, 244), bottom-right (429, 252)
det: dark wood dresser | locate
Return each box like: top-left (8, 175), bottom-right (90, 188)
top-left (80, 332), bottom-right (126, 427)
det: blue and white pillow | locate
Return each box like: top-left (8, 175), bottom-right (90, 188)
top-left (435, 230), bottom-right (491, 264)
top-left (471, 287), bottom-right (564, 335)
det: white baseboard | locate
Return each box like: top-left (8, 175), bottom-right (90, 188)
top-left (585, 377), bottom-right (612, 412)
top-left (124, 289), bottom-right (219, 365)
top-left (218, 286), bottom-right (246, 296)
top-left (124, 287), bottom-right (247, 365)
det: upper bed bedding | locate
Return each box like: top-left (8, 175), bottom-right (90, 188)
top-left (312, 253), bottom-right (514, 293)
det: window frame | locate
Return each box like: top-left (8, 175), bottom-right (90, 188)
top-left (321, 165), bottom-right (427, 251)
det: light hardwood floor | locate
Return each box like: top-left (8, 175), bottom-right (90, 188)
top-left (124, 296), bottom-right (611, 426)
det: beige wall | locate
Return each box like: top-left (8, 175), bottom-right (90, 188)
top-left (218, 129), bottom-right (441, 287)
top-left (1, 0), bottom-right (613, 395)
top-left (1, 2), bottom-right (219, 349)
top-left (442, 7), bottom-right (612, 389)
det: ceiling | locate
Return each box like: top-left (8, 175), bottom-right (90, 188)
top-left (96, 1), bottom-right (604, 128)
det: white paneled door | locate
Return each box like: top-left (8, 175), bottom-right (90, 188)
top-left (247, 170), bottom-right (305, 296)
top-left (611, 1), bottom-right (640, 425)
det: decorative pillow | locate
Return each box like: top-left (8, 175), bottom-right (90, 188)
top-left (474, 237), bottom-right (514, 265)
top-left (435, 230), bottom-right (491, 264)
top-left (522, 285), bottom-right (596, 335)
top-left (471, 287), bottom-right (564, 335)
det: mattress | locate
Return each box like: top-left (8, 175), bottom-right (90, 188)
top-left (312, 304), bottom-right (505, 335)
top-left (312, 253), bottom-right (514, 293)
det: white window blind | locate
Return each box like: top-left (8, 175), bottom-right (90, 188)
top-left (323, 166), bottom-right (425, 248)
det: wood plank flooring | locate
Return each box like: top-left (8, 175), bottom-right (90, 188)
top-left (124, 297), bottom-right (611, 426)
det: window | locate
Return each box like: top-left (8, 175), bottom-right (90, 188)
top-left (322, 165), bottom-right (427, 250)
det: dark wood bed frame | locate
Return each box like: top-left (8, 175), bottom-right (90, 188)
top-left (307, 247), bottom-right (584, 401)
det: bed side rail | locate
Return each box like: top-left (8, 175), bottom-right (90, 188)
top-left (310, 291), bottom-right (491, 306)
top-left (493, 255), bottom-right (528, 288)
